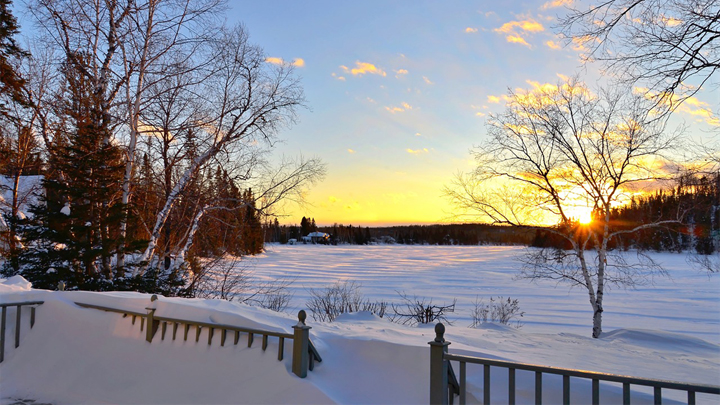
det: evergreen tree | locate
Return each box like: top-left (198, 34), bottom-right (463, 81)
top-left (0, 0), bottom-right (27, 115)
top-left (241, 188), bottom-right (263, 254)
top-left (15, 54), bottom-right (128, 289)
top-left (300, 216), bottom-right (310, 236)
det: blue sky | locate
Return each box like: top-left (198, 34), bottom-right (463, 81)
top-left (15, 0), bottom-right (719, 226)
top-left (230, 0), bottom-right (719, 226)
top-left (230, 0), bottom-right (664, 226)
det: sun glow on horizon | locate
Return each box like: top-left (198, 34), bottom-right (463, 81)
top-left (568, 205), bottom-right (593, 225)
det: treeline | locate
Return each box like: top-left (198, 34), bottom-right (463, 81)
top-left (263, 222), bottom-right (535, 246)
top-left (0, 1), bottom-right (323, 293)
top-left (532, 172), bottom-right (719, 254)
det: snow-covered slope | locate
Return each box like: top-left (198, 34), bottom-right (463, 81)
top-left (1, 245), bottom-right (719, 404)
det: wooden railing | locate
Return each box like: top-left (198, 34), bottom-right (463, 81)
top-left (429, 323), bottom-right (720, 405)
top-left (74, 295), bottom-right (321, 378)
top-left (0, 300), bottom-right (44, 363)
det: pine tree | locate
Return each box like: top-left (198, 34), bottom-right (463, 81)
top-left (241, 188), bottom-right (263, 255)
top-left (0, 0), bottom-right (27, 115)
top-left (300, 216), bottom-right (309, 236)
top-left (16, 54), bottom-right (127, 289)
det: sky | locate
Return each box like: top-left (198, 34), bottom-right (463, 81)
top-left (14, 0), bottom-right (719, 227)
top-left (224, 0), bottom-right (719, 227)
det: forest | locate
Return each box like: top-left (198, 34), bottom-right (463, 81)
top-left (0, 0), bottom-right (324, 294)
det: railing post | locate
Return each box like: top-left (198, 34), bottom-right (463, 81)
top-left (429, 323), bottom-right (450, 405)
top-left (292, 310), bottom-right (311, 378)
top-left (145, 295), bottom-right (159, 343)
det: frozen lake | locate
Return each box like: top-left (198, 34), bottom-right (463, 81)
top-left (250, 244), bottom-right (720, 343)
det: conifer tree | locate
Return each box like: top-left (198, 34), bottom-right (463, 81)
top-left (241, 188), bottom-right (263, 255)
top-left (17, 54), bottom-right (128, 289)
top-left (0, 0), bottom-right (27, 115)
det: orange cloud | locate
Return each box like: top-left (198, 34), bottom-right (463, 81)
top-left (331, 72), bottom-right (346, 81)
top-left (545, 40), bottom-right (561, 50)
top-left (506, 35), bottom-right (531, 47)
top-left (266, 57), bottom-right (305, 67)
top-left (541, 0), bottom-right (573, 10)
top-left (395, 69), bottom-right (409, 75)
top-left (487, 94), bottom-right (512, 104)
top-left (423, 76), bottom-right (433, 85)
top-left (340, 61), bottom-right (387, 77)
top-left (494, 20), bottom-right (544, 34)
top-left (385, 102), bottom-right (413, 114)
top-left (494, 18), bottom-right (544, 47)
top-left (407, 148), bottom-right (429, 154)
top-left (465, 27), bottom-right (478, 33)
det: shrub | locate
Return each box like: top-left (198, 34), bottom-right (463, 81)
top-left (470, 296), bottom-right (524, 328)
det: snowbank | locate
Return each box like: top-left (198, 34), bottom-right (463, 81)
top-left (1, 246), bottom-right (719, 404)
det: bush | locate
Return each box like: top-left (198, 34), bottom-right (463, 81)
top-left (470, 296), bottom-right (524, 328)
top-left (306, 281), bottom-right (388, 322)
top-left (390, 291), bottom-right (456, 326)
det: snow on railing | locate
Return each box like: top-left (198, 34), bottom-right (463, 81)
top-left (73, 296), bottom-right (321, 378)
top-left (429, 323), bottom-right (720, 405)
top-left (0, 300), bottom-right (44, 363)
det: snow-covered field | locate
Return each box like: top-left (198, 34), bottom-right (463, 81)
top-left (254, 244), bottom-right (720, 343)
top-left (1, 245), bottom-right (718, 404)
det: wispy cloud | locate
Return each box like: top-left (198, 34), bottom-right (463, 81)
top-left (487, 94), bottom-right (512, 104)
top-left (340, 61), bottom-right (387, 77)
top-left (347, 148), bottom-right (356, 154)
top-left (331, 72), bottom-right (346, 81)
top-left (545, 40), bottom-right (561, 50)
top-left (494, 20), bottom-right (544, 34)
top-left (407, 148), bottom-right (429, 154)
top-left (423, 76), bottom-right (433, 85)
top-left (506, 35), bottom-right (531, 47)
top-left (266, 57), bottom-right (305, 67)
top-left (541, 0), bottom-right (573, 10)
top-left (385, 102), bottom-right (413, 114)
top-left (465, 27), bottom-right (478, 33)
top-left (394, 69), bottom-right (409, 78)
top-left (494, 18), bottom-right (544, 47)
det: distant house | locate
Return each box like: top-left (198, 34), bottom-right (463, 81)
top-left (306, 231), bottom-right (330, 244)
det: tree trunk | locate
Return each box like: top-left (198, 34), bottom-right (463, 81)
top-left (592, 301), bottom-right (603, 338)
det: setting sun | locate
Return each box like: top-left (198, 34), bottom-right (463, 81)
top-left (578, 211), bottom-right (593, 224)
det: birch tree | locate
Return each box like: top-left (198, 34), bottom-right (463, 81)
top-left (116, 0), bottom-right (221, 271)
top-left (135, 24), bottom-right (309, 275)
top-left (560, 0), bottom-right (719, 113)
top-left (446, 79), bottom-right (682, 338)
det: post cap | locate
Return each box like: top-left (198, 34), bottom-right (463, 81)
top-left (298, 310), bottom-right (307, 325)
top-left (434, 323), bottom-right (445, 343)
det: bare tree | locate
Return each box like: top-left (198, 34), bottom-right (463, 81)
top-left (190, 253), bottom-right (294, 312)
top-left (26, 1), bottom-right (324, 286)
top-left (390, 291), bottom-right (456, 326)
top-left (446, 78), bottom-right (683, 338)
top-left (116, 0), bottom-right (222, 270)
top-left (560, 0), bottom-right (719, 112)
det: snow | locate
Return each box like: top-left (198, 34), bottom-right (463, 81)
top-left (60, 203), bottom-right (70, 216)
top-left (1, 245), bottom-right (718, 404)
top-left (0, 175), bottom-right (43, 224)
